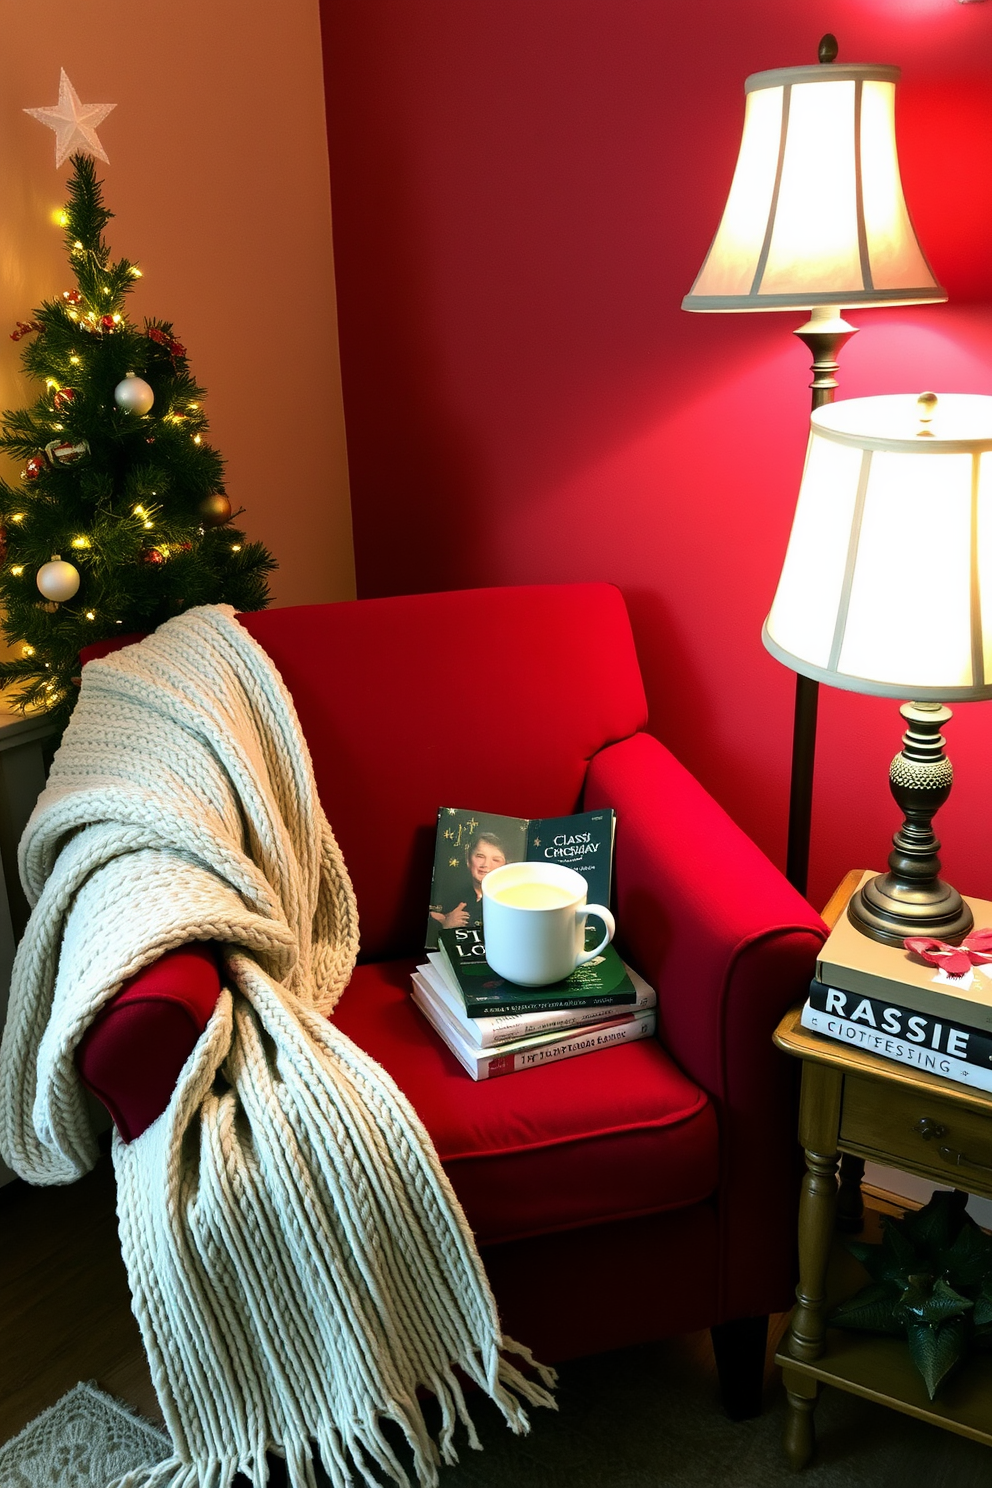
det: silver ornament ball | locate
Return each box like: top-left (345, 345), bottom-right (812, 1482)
top-left (36, 556), bottom-right (80, 603)
top-left (114, 372), bottom-right (155, 416)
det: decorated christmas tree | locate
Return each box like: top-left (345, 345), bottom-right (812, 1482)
top-left (0, 153), bottom-right (275, 728)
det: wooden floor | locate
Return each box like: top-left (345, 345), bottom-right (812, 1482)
top-left (2, 1157), bottom-right (992, 1487)
top-left (0, 1151), bottom-right (160, 1442)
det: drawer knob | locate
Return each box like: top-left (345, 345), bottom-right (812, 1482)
top-left (915, 1117), bottom-right (947, 1141)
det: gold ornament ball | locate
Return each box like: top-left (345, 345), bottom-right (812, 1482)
top-left (36, 556), bottom-right (80, 603)
top-left (114, 372), bottom-right (155, 415)
top-left (198, 494), bottom-right (232, 527)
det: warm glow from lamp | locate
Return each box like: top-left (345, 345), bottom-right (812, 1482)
top-left (765, 393), bottom-right (992, 944)
top-left (683, 64), bottom-right (944, 312)
top-left (687, 39), bottom-right (948, 902)
top-left (763, 393), bottom-right (992, 699)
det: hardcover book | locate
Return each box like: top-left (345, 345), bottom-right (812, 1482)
top-left (410, 971), bottom-right (656, 1081)
top-left (436, 926), bottom-right (637, 1018)
top-left (418, 953), bottom-right (656, 1047)
top-left (817, 871), bottom-right (992, 1032)
top-left (807, 979), bottom-right (992, 1070)
top-left (801, 992), bottom-right (992, 1094)
top-left (425, 805), bottom-right (615, 949)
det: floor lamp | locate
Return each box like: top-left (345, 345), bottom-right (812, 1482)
top-left (683, 35), bottom-right (945, 896)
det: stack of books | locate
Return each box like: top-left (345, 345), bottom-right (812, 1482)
top-left (412, 926), bottom-right (657, 1080)
top-left (802, 871), bottom-right (992, 1093)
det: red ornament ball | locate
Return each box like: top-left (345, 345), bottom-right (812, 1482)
top-left (62, 289), bottom-right (82, 305)
top-left (53, 387), bottom-right (76, 412)
top-left (100, 314), bottom-right (116, 331)
top-left (141, 548), bottom-right (165, 566)
top-left (24, 455), bottom-right (46, 481)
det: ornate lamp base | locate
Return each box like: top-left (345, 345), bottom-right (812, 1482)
top-left (848, 701), bottom-right (974, 947)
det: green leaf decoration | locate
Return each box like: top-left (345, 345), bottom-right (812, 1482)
top-left (943, 1220), bottom-right (992, 1289)
top-left (848, 1218), bottom-right (920, 1285)
top-left (896, 1276), bottom-right (973, 1326)
top-left (878, 1215), bottom-right (922, 1272)
top-left (831, 1189), bottom-right (992, 1400)
top-left (906, 1317), bottom-right (969, 1400)
top-left (830, 1281), bottom-right (903, 1335)
top-left (899, 1189), bottom-right (965, 1262)
top-left (972, 1279), bottom-right (992, 1329)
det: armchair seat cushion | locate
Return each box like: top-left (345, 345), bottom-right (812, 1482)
top-left (334, 959), bottom-right (720, 1247)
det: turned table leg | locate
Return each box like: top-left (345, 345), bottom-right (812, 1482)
top-left (783, 1371), bottom-right (819, 1470)
top-left (782, 1062), bottom-right (843, 1468)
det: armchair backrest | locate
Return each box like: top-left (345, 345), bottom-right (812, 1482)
top-left (239, 584), bottom-right (647, 961)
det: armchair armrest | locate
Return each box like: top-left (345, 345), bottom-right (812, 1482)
top-left (77, 944), bottom-right (221, 1141)
top-left (584, 731), bottom-right (825, 1090)
top-left (583, 730), bottom-right (826, 1320)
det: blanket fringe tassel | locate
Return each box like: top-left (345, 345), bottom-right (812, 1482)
top-left (109, 1342), bottom-right (557, 1488)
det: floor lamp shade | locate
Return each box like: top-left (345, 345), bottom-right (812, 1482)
top-left (763, 394), bottom-right (992, 700)
top-left (682, 63), bottom-right (945, 312)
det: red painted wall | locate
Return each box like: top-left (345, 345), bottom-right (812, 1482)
top-left (321, 0), bottom-right (992, 912)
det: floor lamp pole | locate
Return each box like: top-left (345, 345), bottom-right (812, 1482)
top-left (784, 310), bottom-right (858, 896)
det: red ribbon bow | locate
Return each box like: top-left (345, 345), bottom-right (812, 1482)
top-left (904, 928), bottom-right (992, 978)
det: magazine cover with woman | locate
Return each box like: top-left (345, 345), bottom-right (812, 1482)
top-left (425, 805), bottom-right (615, 949)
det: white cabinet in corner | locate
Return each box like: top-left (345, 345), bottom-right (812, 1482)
top-left (0, 704), bottom-right (57, 1186)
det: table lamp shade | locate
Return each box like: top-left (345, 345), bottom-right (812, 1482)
top-left (763, 394), bottom-right (992, 700)
top-left (683, 64), bottom-right (945, 312)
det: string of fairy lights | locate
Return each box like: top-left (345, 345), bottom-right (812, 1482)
top-left (9, 246), bottom-right (239, 610)
top-left (0, 151), bottom-right (274, 719)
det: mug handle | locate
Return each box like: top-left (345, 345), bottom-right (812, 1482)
top-left (575, 905), bottom-right (616, 966)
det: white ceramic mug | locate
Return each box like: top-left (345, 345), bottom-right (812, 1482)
top-left (481, 861), bottom-right (616, 987)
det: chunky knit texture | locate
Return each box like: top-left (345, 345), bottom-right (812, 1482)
top-left (0, 605), bottom-right (554, 1488)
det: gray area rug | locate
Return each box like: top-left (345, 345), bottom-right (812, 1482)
top-left (0, 1382), bottom-right (168, 1488)
top-left (2, 1343), bottom-right (990, 1488)
top-left (427, 1338), bottom-right (991, 1488)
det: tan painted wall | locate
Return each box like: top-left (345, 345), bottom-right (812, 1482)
top-left (0, 0), bottom-right (355, 614)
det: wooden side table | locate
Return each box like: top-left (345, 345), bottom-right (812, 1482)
top-left (775, 870), bottom-right (992, 1467)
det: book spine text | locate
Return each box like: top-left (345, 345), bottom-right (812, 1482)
top-left (800, 1000), bottom-right (992, 1092)
top-left (481, 1012), bottom-right (655, 1078)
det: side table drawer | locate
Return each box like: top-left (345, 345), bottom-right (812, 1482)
top-left (841, 1074), bottom-right (992, 1196)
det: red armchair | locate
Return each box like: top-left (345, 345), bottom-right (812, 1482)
top-left (77, 583), bottom-right (824, 1415)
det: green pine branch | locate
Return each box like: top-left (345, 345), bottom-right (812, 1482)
top-left (0, 154), bottom-right (277, 732)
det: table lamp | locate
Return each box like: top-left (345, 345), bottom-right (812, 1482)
top-left (683, 34), bottom-right (946, 894)
top-left (763, 391), bottom-right (992, 945)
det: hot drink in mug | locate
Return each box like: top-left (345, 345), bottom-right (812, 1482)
top-left (481, 861), bottom-right (615, 987)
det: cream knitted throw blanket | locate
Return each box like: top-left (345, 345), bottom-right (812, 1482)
top-left (0, 605), bottom-right (554, 1488)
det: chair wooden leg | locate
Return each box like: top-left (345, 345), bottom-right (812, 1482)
top-left (710, 1314), bottom-right (769, 1420)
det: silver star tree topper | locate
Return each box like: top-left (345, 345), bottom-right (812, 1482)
top-left (25, 69), bottom-right (115, 168)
